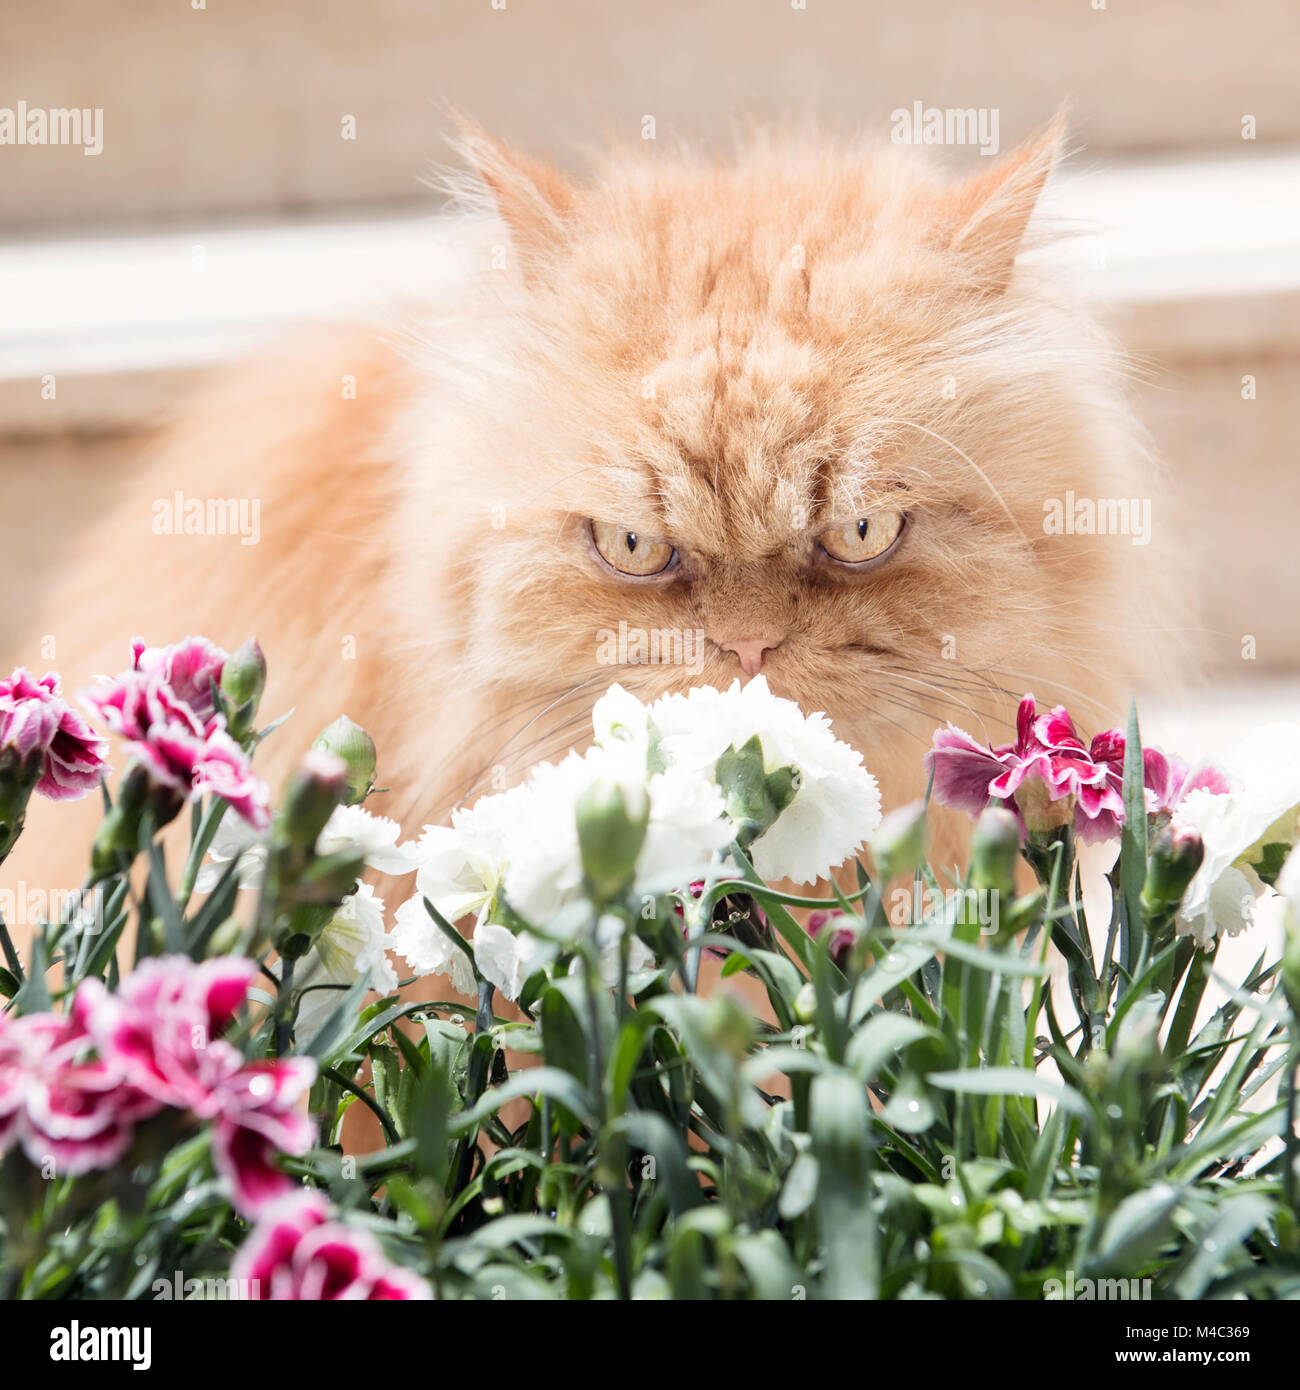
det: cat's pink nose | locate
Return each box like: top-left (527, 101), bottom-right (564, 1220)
top-left (719, 637), bottom-right (782, 678)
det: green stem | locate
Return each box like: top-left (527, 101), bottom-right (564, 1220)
top-left (274, 954), bottom-right (295, 1057)
top-left (174, 798), bottom-right (230, 912)
top-left (1285, 1042), bottom-right (1299, 1213)
top-left (0, 906), bottom-right (23, 983)
top-left (451, 979), bottom-right (497, 1202)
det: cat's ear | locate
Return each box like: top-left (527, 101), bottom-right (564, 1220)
top-left (933, 111), bottom-right (1068, 293)
top-left (450, 118), bottom-right (575, 271)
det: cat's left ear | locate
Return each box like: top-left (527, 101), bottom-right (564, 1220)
top-left (934, 110), bottom-right (1068, 294)
top-left (450, 117), bottom-right (575, 274)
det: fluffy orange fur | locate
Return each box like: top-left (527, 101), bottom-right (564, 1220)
top-left (6, 118), bottom-right (1186, 902)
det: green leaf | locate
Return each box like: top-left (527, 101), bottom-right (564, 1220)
top-left (1090, 1183), bottom-right (1182, 1271)
top-left (1118, 699), bottom-right (1148, 971)
top-left (926, 1067), bottom-right (1090, 1118)
top-left (616, 1111), bottom-right (702, 1215)
top-left (448, 1065), bottom-right (595, 1137)
top-left (300, 971), bottom-right (373, 1063)
top-left (880, 1070), bottom-right (936, 1134)
top-left (810, 1071), bottom-right (877, 1299)
top-left (845, 1013), bottom-right (934, 1083)
top-left (732, 1230), bottom-right (801, 1301)
top-left (1171, 1194), bottom-right (1272, 1299)
top-left (849, 935), bottom-right (938, 1026)
top-left (1251, 841), bottom-right (1293, 887)
top-left (778, 1151), bottom-right (821, 1220)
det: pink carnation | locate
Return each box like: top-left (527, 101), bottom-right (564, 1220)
top-left (926, 695), bottom-right (1228, 843)
top-left (232, 1191), bottom-right (432, 1300)
top-left (73, 955), bottom-right (316, 1213)
top-left (193, 727), bottom-right (272, 830)
top-left (0, 668), bottom-right (109, 802)
top-left (73, 955), bottom-right (258, 1114)
top-left (130, 635), bottom-right (227, 724)
top-left (807, 908), bottom-right (855, 967)
top-left (0, 1010), bottom-right (160, 1174)
top-left (84, 638), bottom-right (269, 830)
top-left (212, 1059), bottom-right (317, 1216)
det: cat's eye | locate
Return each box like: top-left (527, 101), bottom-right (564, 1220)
top-left (817, 510), bottom-right (906, 566)
top-left (589, 519), bottom-right (677, 577)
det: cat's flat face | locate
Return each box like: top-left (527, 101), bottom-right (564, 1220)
top-left (404, 125), bottom-right (1169, 807)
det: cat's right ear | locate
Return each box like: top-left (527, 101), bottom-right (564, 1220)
top-left (932, 110), bottom-right (1069, 295)
top-left (449, 117), bottom-right (575, 274)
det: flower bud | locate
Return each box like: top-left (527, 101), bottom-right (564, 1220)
top-left (807, 908), bottom-right (855, 970)
top-left (871, 800), bottom-right (928, 880)
top-left (293, 849), bottom-right (367, 906)
top-left (793, 982), bottom-right (818, 1025)
top-left (969, 806), bottom-right (1022, 900)
top-left (280, 750), bottom-right (348, 852)
top-left (207, 915), bottom-right (247, 958)
top-left (219, 637), bottom-right (267, 739)
top-left (89, 762), bottom-right (180, 880)
top-left (91, 805), bottom-right (131, 879)
top-left (0, 743), bottom-right (42, 863)
top-left (701, 990), bottom-right (755, 1060)
top-left (311, 716), bottom-right (377, 805)
top-left (577, 776), bottom-right (649, 904)
top-left (1140, 824), bottom-right (1204, 924)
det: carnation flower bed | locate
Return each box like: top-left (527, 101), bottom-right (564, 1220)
top-left (1, 637), bottom-right (1299, 1301)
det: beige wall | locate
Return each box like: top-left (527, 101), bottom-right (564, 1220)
top-left (2, 0), bottom-right (1298, 229)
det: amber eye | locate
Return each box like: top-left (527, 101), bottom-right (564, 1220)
top-left (589, 520), bottom-right (677, 577)
top-left (817, 510), bottom-right (906, 565)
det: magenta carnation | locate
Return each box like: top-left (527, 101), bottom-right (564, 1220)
top-left (0, 1010), bottom-right (160, 1174)
top-left (923, 692), bottom-right (1229, 839)
top-left (84, 637), bottom-right (269, 830)
top-left (925, 696), bottom-right (1120, 840)
top-left (0, 668), bottom-right (109, 802)
top-left (211, 1059), bottom-right (317, 1216)
top-left (72, 955), bottom-right (316, 1212)
top-left (232, 1191), bottom-right (432, 1300)
top-left (73, 955), bottom-right (258, 1114)
top-left (807, 908), bottom-right (855, 968)
top-left (926, 695), bottom-right (1229, 843)
top-left (130, 635), bottom-right (227, 724)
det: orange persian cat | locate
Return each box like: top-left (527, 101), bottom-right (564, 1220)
top-left (8, 117), bottom-right (1181, 891)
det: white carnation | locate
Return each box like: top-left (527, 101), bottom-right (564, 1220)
top-left (295, 883), bottom-right (398, 1036)
top-left (1173, 722), bottom-right (1300, 945)
top-left (647, 675), bottom-right (881, 883)
top-left (195, 802), bottom-right (420, 893)
top-left (472, 920), bottom-right (542, 1001)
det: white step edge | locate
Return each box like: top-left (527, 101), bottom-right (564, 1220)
top-left (1, 148), bottom-right (1298, 434)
